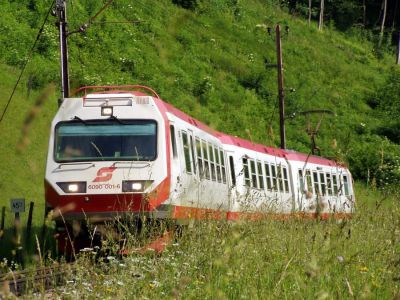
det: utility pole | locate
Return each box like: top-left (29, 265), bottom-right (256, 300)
top-left (55, 0), bottom-right (70, 100)
top-left (276, 25), bottom-right (286, 149)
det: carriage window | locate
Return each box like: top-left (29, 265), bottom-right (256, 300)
top-left (182, 131), bottom-right (192, 174)
top-left (220, 150), bottom-right (226, 184)
top-left (320, 172), bottom-right (326, 195)
top-left (298, 170), bottom-right (304, 192)
top-left (343, 175), bottom-right (350, 196)
top-left (265, 163), bottom-right (272, 190)
top-left (305, 170), bottom-right (312, 192)
top-left (209, 144), bottom-right (216, 181)
top-left (326, 173), bottom-right (332, 195)
top-left (215, 147), bottom-right (222, 183)
top-left (170, 125), bottom-right (177, 158)
top-left (332, 174), bottom-right (338, 195)
top-left (313, 171), bottom-right (320, 194)
top-left (196, 138), bottom-right (204, 178)
top-left (229, 156), bottom-right (236, 186)
top-left (190, 135), bottom-right (196, 174)
top-left (271, 164), bottom-right (278, 191)
top-left (277, 164), bottom-right (284, 192)
top-left (250, 160), bottom-right (257, 188)
top-left (202, 140), bottom-right (210, 180)
top-left (283, 166), bottom-right (289, 193)
top-left (257, 161), bottom-right (264, 189)
top-left (243, 158), bottom-right (250, 187)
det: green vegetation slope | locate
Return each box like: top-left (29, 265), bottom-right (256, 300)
top-left (0, 0), bottom-right (399, 214)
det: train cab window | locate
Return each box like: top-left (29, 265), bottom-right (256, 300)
top-left (196, 138), bottom-right (204, 178)
top-left (202, 140), bottom-right (210, 180)
top-left (271, 164), bottom-right (278, 191)
top-left (320, 173), bottom-right (326, 195)
top-left (170, 125), bottom-right (177, 158)
top-left (313, 171), bottom-right (320, 195)
top-left (298, 170), bottom-right (305, 192)
top-left (220, 150), bottom-right (226, 184)
top-left (215, 148), bottom-right (222, 183)
top-left (332, 174), bottom-right (338, 195)
top-left (326, 173), bottom-right (332, 195)
top-left (55, 120), bottom-right (157, 162)
top-left (343, 175), bottom-right (350, 196)
top-left (257, 161), bottom-right (264, 189)
top-left (190, 135), bottom-right (196, 174)
top-left (181, 131), bottom-right (192, 174)
top-left (243, 158), bottom-right (250, 187)
top-left (209, 144), bottom-right (216, 181)
top-left (305, 170), bottom-right (312, 192)
top-left (265, 163), bottom-right (272, 190)
top-left (229, 156), bottom-right (236, 186)
top-left (250, 160), bottom-right (257, 188)
top-left (283, 166), bottom-right (289, 193)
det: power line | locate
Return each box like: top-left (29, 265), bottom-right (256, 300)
top-left (0, 0), bottom-right (56, 124)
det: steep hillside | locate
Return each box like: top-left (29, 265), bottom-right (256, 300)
top-left (0, 0), bottom-right (398, 213)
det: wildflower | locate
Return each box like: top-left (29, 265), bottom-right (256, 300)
top-left (149, 280), bottom-right (160, 288)
top-left (336, 256), bottom-right (344, 263)
top-left (359, 266), bottom-right (368, 273)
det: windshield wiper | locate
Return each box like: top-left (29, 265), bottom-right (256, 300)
top-left (109, 115), bottom-right (128, 124)
top-left (73, 116), bottom-right (87, 124)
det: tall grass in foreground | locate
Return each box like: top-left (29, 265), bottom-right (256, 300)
top-left (20, 185), bottom-right (396, 299)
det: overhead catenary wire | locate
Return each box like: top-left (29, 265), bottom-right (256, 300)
top-left (0, 0), bottom-right (56, 124)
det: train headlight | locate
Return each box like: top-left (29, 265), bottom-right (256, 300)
top-left (57, 182), bottom-right (87, 193)
top-left (122, 180), bottom-right (153, 193)
top-left (101, 106), bottom-right (113, 116)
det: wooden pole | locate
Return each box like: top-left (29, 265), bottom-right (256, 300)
top-left (276, 25), bottom-right (286, 149)
top-left (14, 211), bottom-right (24, 267)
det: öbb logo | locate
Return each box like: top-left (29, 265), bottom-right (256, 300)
top-left (93, 166), bottom-right (116, 182)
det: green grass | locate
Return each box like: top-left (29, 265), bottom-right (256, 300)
top-left (3, 183), bottom-right (396, 299)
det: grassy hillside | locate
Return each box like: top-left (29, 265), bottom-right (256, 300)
top-left (0, 1), bottom-right (398, 204)
top-left (0, 0), bottom-right (399, 258)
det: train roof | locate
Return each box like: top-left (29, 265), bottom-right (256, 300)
top-left (76, 86), bottom-right (345, 169)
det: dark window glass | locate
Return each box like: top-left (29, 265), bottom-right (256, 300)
top-left (220, 150), bottom-right (226, 184)
top-left (257, 161), bottom-right (264, 189)
top-left (182, 131), bottom-right (192, 173)
top-left (190, 135), bottom-right (196, 174)
top-left (265, 163), bottom-right (272, 190)
top-left (170, 125), bottom-right (177, 158)
top-left (243, 158), bottom-right (250, 187)
top-left (229, 156), bottom-right (236, 186)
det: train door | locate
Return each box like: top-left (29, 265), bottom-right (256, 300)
top-left (179, 129), bottom-right (198, 207)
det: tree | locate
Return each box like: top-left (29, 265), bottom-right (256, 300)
top-left (318, 0), bottom-right (324, 31)
top-left (378, 0), bottom-right (387, 48)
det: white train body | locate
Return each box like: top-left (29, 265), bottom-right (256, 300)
top-left (45, 86), bottom-right (355, 222)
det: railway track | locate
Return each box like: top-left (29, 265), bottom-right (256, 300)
top-left (0, 231), bottom-right (173, 297)
top-left (0, 263), bottom-right (75, 297)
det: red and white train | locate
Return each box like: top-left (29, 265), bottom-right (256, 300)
top-left (45, 85), bottom-right (355, 231)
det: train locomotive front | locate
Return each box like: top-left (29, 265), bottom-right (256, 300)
top-left (45, 87), bottom-right (172, 227)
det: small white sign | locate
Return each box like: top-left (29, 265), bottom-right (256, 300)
top-left (10, 199), bottom-right (25, 213)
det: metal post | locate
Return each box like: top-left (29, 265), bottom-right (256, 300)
top-left (276, 25), bottom-right (286, 149)
top-left (56, 0), bottom-right (70, 100)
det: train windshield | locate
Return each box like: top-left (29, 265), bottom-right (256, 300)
top-left (54, 120), bottom-right (157, 162)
